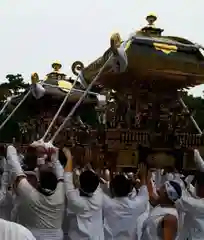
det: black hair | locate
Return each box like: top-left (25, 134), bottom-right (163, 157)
top-left (58, 149), bottom-right (67, 167)
top-left (180, 177), bottom-right (188, 189)
top-left (38, 167), bottom-right (58, 195)
top-left (79, 170), bottom-right (99, 195)
top-left (23, 146), bottom-right (37, 171)
top-left (195, 172), bottom-right (204, 186)
top-left (111, 174), bottom-right (132, 197)
top-left (169, 180), bottom-right (182, 199)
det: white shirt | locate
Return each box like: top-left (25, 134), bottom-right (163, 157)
top-left (136, 203), bottom-right (150, 240)
top-left (0, 218), bottom-right (36, 240)
top-left (0, 163), bottom-right (12, 220)
top-left (16, 179), bottom-right (65, 230)
top-left (64, 172), bottom-right (104, 240)
top-left (103, 185), bottom-right (149, 240)
top-left (176, 190), bottom-right (204, 240)
top-left (141, 205), bottom-right (179, 240)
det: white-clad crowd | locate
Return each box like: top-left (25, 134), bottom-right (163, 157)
top-left (0, 141), bottom-right (203, 240)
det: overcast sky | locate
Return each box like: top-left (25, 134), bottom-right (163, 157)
top-left (1, 0), bottom-right (204, 96)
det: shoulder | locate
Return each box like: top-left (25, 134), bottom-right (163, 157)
top-left (162, 214), bottom-right (178, 228)
top-left (56, 181), bottom-right (64, 190)
top-left (17, 178), bottom-right (39, 199)
top-left (52, 182), bottom-right (65, 202)
top-left (0, 219), bottom-right (35, 238)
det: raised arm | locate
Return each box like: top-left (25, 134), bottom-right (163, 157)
top-left (6, 145), bottom-right (37, 199)
top-left (176, 192), bottom-right (196, 213)
top-left (133, 164), bottom-right (149, 214)
top-left (194, 149), bottom-right (204, 172)
top-left (0, 159), bottom-right (9, 205)
top-left (63, 148), bottom-right (87, 213)
top-left (137, 165), bottom-right (149, 200)
top-left (45, 142), bottom-right (64, 182)
top-left (6, 145), bottom-right (26, 185)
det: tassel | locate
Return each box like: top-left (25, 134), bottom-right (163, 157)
top-left (31, 83), bottom-right (45, 99)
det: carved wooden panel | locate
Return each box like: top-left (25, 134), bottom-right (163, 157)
top-left (146, 152), bottom-right (175, 168)
top-left (117, 150), bottom-right (138, 166)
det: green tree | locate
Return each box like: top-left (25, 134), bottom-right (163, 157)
top-left (182, 93), bottom-right (204, 131)
top-left (0, 74), bottom-right (30, 142)
top-left (0, 74), bottom-right (29, 104)
top-left (5, 74), bottom-right (29, 95)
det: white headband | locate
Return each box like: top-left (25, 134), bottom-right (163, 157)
top-left (164, 181), bottom-right (180, 202)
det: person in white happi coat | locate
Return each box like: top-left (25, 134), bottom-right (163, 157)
top-left (6, 144), bottom-right (65, 240)
top-left (175, 148), bottom-right (204, 239)
top-left (0, 218), bottom-right (36, 240)
top-left (141, 177), bottom-right (182, 240)
top-left (0, 158), bottom-right (13, 221)
top-left (11, 170), bottom-right (39, 223)
top-left (63, 168), bottom-right (81, 240)
top-left (63, 147), bottom-right (104, 240)
top-left (135, 171), bottom-right (152, 240)
top-left (102, 164), bottom-right (149, 240)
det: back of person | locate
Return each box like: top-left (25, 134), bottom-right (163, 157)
top-left (103, 195), bottom-right (148, 240)
top-left (136, 202), bottom-right (150, 240)
top-left (0, 218), bottom-right (36, 240)
top-left (17, 181), bottom-right (65, 229)
top-left (0, 190), bottom-right (13, 220)
top-left (141, 205), bottom-right (179, 240)
top-left (178, 196), bottom-right (204, 240)
top-left (176, 169), bottom-right (204, 240)
top-left (67, 187), bottom-right (104, 240)
top-left (102, 168), bottom-right (149, 240)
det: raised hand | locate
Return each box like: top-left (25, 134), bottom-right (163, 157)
top-left (138, 163), bottom-right (147, 185)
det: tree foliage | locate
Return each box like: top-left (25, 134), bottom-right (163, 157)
top-left (182, 93), bottom-right (204, 131)
top-left (0, 74), bottom-right (29, 103)
top-left (0, 74), bottom-right (29, 142)
top-left (5, 74), bottom-right (29, 95)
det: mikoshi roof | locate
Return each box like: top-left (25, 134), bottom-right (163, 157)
top-left (76, 32), bottom-right (204, 92)
top-left (10, 77), bottom-right (98, 108)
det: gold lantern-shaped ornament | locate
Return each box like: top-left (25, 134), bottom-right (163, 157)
top-left (31, 72), bottom-right (39, 84)
top-left (141, 13), bottom-right (163, 36)
top-left (45, 61), bottom-right (66, 81)
top-left (110, 32), bottom-right (122, 54)
top-left (146, 13), bottom-right (157, 28)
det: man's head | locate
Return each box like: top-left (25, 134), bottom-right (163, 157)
top-left (157, 180), bottom-right (182, 205)
top-left (24, 146), bottom-right (37, 171)
top-left (79, 170), bottom-right (99, 197)
top-left (58, 148), bottom-right (67, 167)
top-left (110, 174), bottom-right (132, 197)
top-left (38, 166), bottom-right (58, 195)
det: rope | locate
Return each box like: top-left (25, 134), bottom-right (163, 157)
top-left (0, 90), bottom-right (31, 131)
top-left (0, 97), bottom-right (12, 115)
top-left (179, 97), bottom-right (202, 135)
top-left (41, 75), bottom-right (80, 141)
top-left (50, 56), bottom-right (112, 143)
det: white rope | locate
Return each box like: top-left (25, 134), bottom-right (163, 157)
top-left (0, 97), bottom-right (12, 115)
top-left (41, 75), bottom-right (80, 141)
top-left (49, 56), bottom-right (112, 143)
top-left (0, 90), bottom-right (31, 131)
top-left (179, 97), bottom-right (202, 135)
